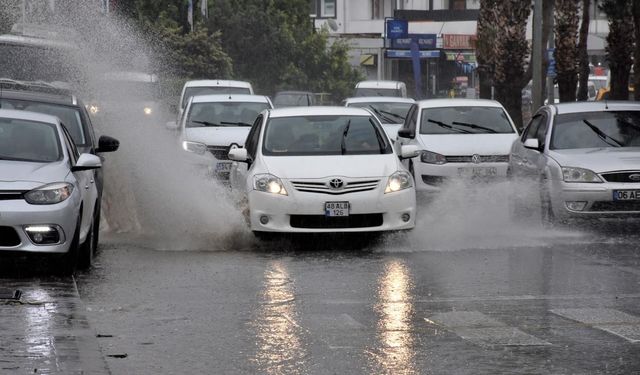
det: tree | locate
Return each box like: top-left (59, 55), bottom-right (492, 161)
top-left (476, 0), bottom-right (498, 100)
top-left (492, 0), bottom-right (531, 130)
top-left (576, 0), bottom-right (590, 101)
top-left (633, 0), bottom-right (640, 100)
top-left (554, 0), bottom-right (579, 103)
top-left (600, 0), bottom-right (634, 100)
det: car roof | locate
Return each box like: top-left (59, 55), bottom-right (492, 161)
top-left (355, 81), bottom-right (404, 89)
top-left (269, 106), bottom-right (372, 118)
top-left (0, 33), bottom-right (77, 50)
top-left (0, 88), bottom-right (79, 107)
top-left (416, 98), bottom-right (505, 109)
top-left (190, 94), bottom-right (270, 103)
top-left (184, 80), bottom-right (253, 89)
top-left (550, 101), bottom-right (640, 115)
top-left (0, 108), bottom-right (61, 125)
top-left (344, 96), bottom-right (415, 104)
top-left (101, 71), bottom-right (158, 83)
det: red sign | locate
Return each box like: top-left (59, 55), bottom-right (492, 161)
top-left (443, 34), bottom-right (475, 50)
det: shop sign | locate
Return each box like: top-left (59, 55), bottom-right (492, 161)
top-left (443, 34), bottom-right (475, 49)
top-left (390, 34), bottom-right (437, 50)
top-left (386, 19), bottom-right (409, 39)
top-left (386, 50), bottom-right (440, 59)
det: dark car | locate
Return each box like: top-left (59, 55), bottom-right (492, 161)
top-left (273, 91), bottom-right (316, 108)
top-left (0, 79), bottom-right (119, 260)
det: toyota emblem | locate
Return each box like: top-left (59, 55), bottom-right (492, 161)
top-left (471, 154), bottom-right (481, 164)
top-left (329, 178), bottom-right (345, 189)
top-left (629, 173), bottom-right (640, 182)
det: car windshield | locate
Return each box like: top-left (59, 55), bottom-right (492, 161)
top-left (0, 118), bottom-right (61, 162)
top-left (354, 88), bottom-right (401, 97)
top-left (0, 99), bottom-right (86, 145)
top-left (182, 86), bottom-right (252, 108)
top-left (262, 115), bottom-right (392, 156)
top-left (347, 102), bottom-right (412, 124)
top-left (273, 93), bottom-right (312, 107)
top-left (186, 101), bottom-right (270, 127)
top-left (420, 106), bottom-right (515, 134)
top-left (551, 111), bottom-right (640, 149)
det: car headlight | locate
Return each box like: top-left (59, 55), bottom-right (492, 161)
top-left (182, 141), bottom-right (207, 155)
top-left (254, 174), bottom-right (288, 195)
top-left (385, 171), bottom-right (413, 193)
top-left (24, 182), bottom-right (74, 205)
top-left (88, 104), bottom-right (99, 114)
top-left (421, 150), bottom-right (447, 165)
top-left (143, 106), bottom-right (153, 115)
top-left (562, 167), bottom-right (603, 183)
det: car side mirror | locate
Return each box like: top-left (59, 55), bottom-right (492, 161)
top-left (523, 138), bottom-right (541, 151)
top-left (399, 144), bottom-right (421, 160)
top-left (95, 135), bottom-right (119, 153)
top-left (72, 153), bottom-right (102, 171)
top-left (397, 128), bottom-right (415, 139)
top-left (228, 148), bottom-right (249, 162)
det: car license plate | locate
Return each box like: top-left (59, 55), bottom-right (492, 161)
top-left (613, 190), bottom-right (640, 201)
top-left (325, 202), bottom-right (349, 217)
top-left (457, 167), bottom-right (498, 177)
top-left (215, 162), bottom-right (232, 173)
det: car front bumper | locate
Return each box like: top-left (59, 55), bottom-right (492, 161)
top-left (413, 161), bottom-right (510, 192)
top-left (550, 180), bottom-right (640, 220)
top-left (248, 185), bottom-right (416, 233)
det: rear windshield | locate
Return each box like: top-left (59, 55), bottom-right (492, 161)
top-left (0, 118), bottom-right (61, 162)
top-left (0, 99), bottom-right (86, 145)
top-left (273, 93), bottom-right (313, 107)
top-left (551, 111), bottom-right (640, 149)
top-left (353, 88), bottom-right (401, 97)
top-left (420, 106), bottom-right (515, 134)
top-left (262, 115), bottom-right (392, 156)
top-left (182, 86), bottom-right (252, 108)
top-left (186, 101), bottom-right (270, 127)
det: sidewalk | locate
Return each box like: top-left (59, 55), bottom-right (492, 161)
top-left (0, 279), bottom-right (110, 374)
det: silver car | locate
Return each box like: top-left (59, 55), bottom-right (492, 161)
top-left (0, 109), bottom-right (102, 273)
top-left (509, 101), bottom-right (640, 225)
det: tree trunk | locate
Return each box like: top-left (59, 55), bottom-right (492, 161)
top-left (601, 0), bottom-right (634, 100)
top-left (476, 0), bottom-right (497, 99)
top-left (634, 0), bottom-right (640, 100)
top-left (554, 0), bottom-right (579, 103)
top-left (576, 0), bottom-right (590, 101)
top-left (495, 82), bottom-right (523, 132)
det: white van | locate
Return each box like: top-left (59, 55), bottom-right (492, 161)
top-left (354, 81), bottom-right (407, 98)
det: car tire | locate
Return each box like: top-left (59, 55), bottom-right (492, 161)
top-left (92, 205), bottom-right (101, 255)
top-left (77, 212), bottom-right (96, 270)
top-left (56, 213), bottom-right (81, 276)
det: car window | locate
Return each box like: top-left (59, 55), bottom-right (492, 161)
top-left (353, 88), bottom-right (401, 97)
top-left (273, 93), bottom-right (313, 107)
top-left (401, 105), bottom-right (415, 131)
top-left (262, 115), bottom-right (392, 156)
top-left (550, 111), bottom-right (640, 149)
top-left (0, 118), bottom-right (62, 162)
top-left (522, 114), bottom-right (544, 141)
top-left (0, 98), bottom-right (86, 145)
top-left (347, 102), bottom-right (412, 124)
top-left (420, 106), bottom-right (515, 134)
top-left (245, 115), bottom-right (263, 159)
top-left (186, 101), bottom-right (271, 128)
top-left (61, 124), bottom-right (79, 164)
top-left (182, 87), bottom-right (252, 108)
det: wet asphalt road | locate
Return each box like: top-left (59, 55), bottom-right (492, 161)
top-left (3, 225), bottom-right (640, 375)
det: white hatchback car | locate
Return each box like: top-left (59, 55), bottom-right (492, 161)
top-left (179, 94), bottom-right (273, 179)
top-left (0, 109), bottom-right (102, 273)
top-left (396, 99), bottom-right (519, 192)
top-left (177, 80), bottom-right (254, 120)
top-left (228, 107), bottom-right (417, 236)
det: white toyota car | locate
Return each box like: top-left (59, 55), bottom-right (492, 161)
top-left (396, 99), bottom-right (519, 192)
top-left (228, 107), bottom-right (417, 236)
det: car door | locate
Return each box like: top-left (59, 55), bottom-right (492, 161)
top-left (62, 126), bottom-right (96, 234)
top-left (516, 111), bottom-right (549, 181)
top-left (234, 114), bottom-right (263, 190)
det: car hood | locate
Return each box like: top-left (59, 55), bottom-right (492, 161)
top-left (264, 154), bottom-right (400, 179)
top-left (548, 147), bottom-right (640, 173)
top-left (417, 133), bottom-right (518, 155)
top-left (184, 127), bottom-right (250, 147)
top-left (382, 124), bottom-right (402, 141)
top-left (0, 160), bottom-right (68, 190)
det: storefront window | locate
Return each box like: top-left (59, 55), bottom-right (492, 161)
top-left (321, 0), bottom-right (336, 18)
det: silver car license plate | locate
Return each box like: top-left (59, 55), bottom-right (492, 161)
top-left (457, 167), bottom-right (497, 177)
top-left (215, 162), bottom-right (232, 173)
top-left (325, 202), bottom-right (349, 217)
top-left (613, 190), bottom-right (640, 201)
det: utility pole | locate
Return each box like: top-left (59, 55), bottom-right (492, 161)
top-left (532, 0), bottom-right (544, 110)
top-left (547, 10), bottom-right (555, 104)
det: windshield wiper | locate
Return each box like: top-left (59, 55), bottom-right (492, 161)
top-left (379, 109), bottom-right (406, 121)
top-left (582, 119), bottom-right (623, 147)
top-left (341, 120), bottom-right (351, 155)
top-left (191, 120), bottom-right (222, 127)
top-left (221, 121), bottom-right (253, 127)
top-left (427, 119), bottom-right (471, 134)
top-left (368, 105), bottom-right (396, 124)
top-left (451, 121), bottom-right (498, 133)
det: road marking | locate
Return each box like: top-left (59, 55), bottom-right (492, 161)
top-left (426, 311), bottom-right (551, 347)
top-left (551, 308), bottom-right (640, 343)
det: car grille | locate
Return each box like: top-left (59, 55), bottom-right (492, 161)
top-left (290, 214), bottom-right (383, 229)
top-left (207, 146), bottom-right (230, 160)
top-left (601, 171), bottom-right (640, 183)
top-left (590, 201), bottom-right (640, 212)
top-left (0, 191), bottom-right (25, 201)
top-left (0, 227), bottom-right (21, 247)
top-left (445, 155), bottom-right (509, 163)
top-left (291, 179), bottom-right (380, 195)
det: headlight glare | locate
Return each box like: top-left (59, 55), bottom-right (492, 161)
top-left (143, 107), bottom-right (153, 115)
top-left (421, 150), bottom-right (447, 164)
top-left (562, 167), bottom-right (603, 183)
top-left (182, 141), bottom-right (207, 155)
top-left (385, 171), bottom-right (413, 193)
top-left (254, 174), bottom-right (288, 195)
top-left (24, 182), bottom-right (74, 205)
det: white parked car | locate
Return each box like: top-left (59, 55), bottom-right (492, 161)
top-left (510, 101), bottom-right (640, 225)
top-left (344, 96), bottom-right (415, 141)
top-left (396, 99), bottom-right (519, 192)
top-left (179, 94), bottom-right (273, 179)
top-left (228, 106), bottom-right (417, 236)
top-left (0, 109), bottom-right (102, 274)
top-left (354, 80), bottom-right (407, 98)
top-left (177, 80), bottom-right (254, 120)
